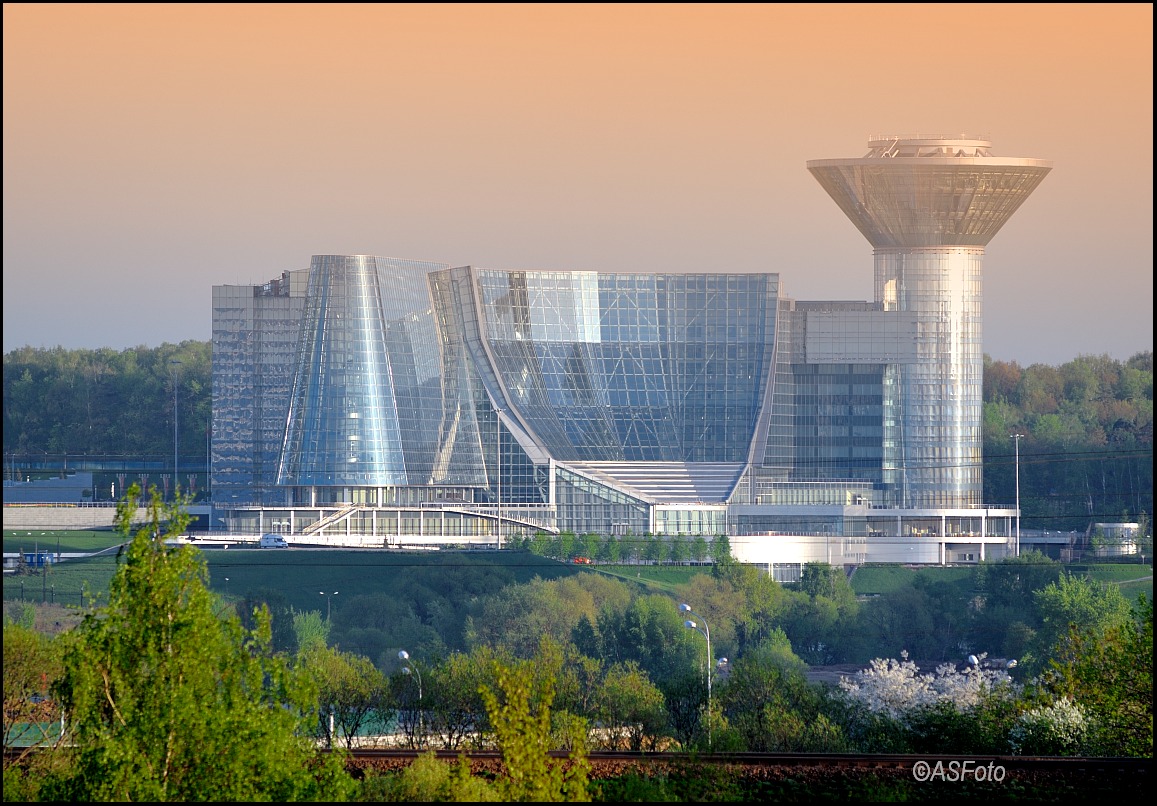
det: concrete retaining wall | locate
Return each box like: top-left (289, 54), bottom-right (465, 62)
top-left (2, 506), bottom-right (148, 530)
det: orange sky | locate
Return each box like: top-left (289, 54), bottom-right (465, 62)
top-left (3, 3), bottom-right (1152, 363)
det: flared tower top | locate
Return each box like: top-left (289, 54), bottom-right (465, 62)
top-left (807, 135), bottom-right (1051, 248)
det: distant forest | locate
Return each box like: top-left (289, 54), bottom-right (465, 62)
top-left (3, 342), bottom-right (1152, 530)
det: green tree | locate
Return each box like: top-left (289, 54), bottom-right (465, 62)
top-left (479, 659), bottom-right (590, 801)
top-left (427, 649), bottom-right (494, 750)
top-left (2, 616), bottom-right (71, 802)
top-left (303, 644), bottom-right (393, 750)
top-left (293, 607), bottom-right (331, 653)
top-left (237, 587), bottom-right (297, 653)
top-left (530, 638), bottom-right (602, 738)
top-left (787, 563), bottom-right (860, 663)
top-left (529, 531), bottom-right (551, 557)
top-left (3, 613), bottom-right (67, 802)
top-left (1036, 595), bottom-right (1153, 756)
top-left (596, 594), bottom-right (699, 683)
top-left (594, 661), bottom-right (669, 751)
top-left (578, 533), bottom-right (600, 561)
top-left (596, 533), bottom-right (621, 564)
top-left (717, 638), bottom-right (845, 752)
top-left (47, 484), bottom-right (352, 801)
top-left (643, 534), bottom-right (664, 565)
top-left (852, 585), bottom-right (939, 662)
top-left (691, 535), bottom-right (709, 565)
top-left (710, 535), bottom-right (734, 570)
top-left (1026, 572), bottom-right (1133, 674)
top-left (466, 577), bottom-right (587, 657)
top-left (3, 614), bottom-right (62, 752)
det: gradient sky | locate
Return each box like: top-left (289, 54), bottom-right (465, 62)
top-left (4, 3), bottom-right (1152, 365)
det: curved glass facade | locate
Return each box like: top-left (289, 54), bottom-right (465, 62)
top-left (277, 255), bottom-right (448, 488)
top-left (472, 270), bottom-right (779, 463)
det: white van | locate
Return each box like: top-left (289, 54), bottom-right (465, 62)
top-left (259, 534), bottom-right (288, 549)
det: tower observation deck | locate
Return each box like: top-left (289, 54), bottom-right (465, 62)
top-left (807, 136), bottom-right (1051, 508)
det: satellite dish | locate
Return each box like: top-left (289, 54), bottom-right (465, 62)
top-left (967, 654), bottom-right (979, 667)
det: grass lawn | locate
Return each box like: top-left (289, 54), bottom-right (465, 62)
top-left (593, 564), bottom-right (710, 592)
top-left (3, 529), bottom-right (124, 554)
top-left (1072, 562), bottom-right (1153, 583)
top-left (4, 546), bottom-right (583, 617)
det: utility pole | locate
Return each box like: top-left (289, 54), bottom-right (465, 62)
top-left (493, 414), bottom-right (504, 550)
top-left (170, 359), bottom-right (182, 500)
top-left (1011, 433), bottom-right (1024, 557)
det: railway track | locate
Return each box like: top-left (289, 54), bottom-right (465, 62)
top-left (9, 746), bottom-right (1149, 792)
top-left (340, 748), bottom-right (1151, 778)
top-left (344, 747), bottom-right (1147, 766)
top-left (9, 745), bottom-right (1148, 773)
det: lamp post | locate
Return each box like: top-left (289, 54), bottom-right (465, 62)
top-left (680, 602), bottom-right (712, 748)
top-left (494, 418), bottom-right (503, 550)
top-left (170, 359), bottom-right (182, 499)
top-left (399, 649), bottom-right (423, 746)
top-left (1010, 433), bottom-right (1024, 557)
top-left (320, 590), bottom-right (338, 620)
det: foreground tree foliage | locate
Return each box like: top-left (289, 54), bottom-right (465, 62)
top-left (479, 659), bottom-right (591, 802)
top-left (303, 644), bottom-right (394, 751)
top-left (41, 484), bottom-right (354, 801)
top-left (1034, 595), bottom-right (1153, 757)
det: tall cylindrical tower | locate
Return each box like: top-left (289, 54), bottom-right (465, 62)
top-left (808, 136), bottom-right (1050, 508)
top-left (278, 255), bottom-right (408, 489)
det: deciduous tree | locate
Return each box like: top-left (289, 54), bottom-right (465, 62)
top-left (47, 484), bottom-right (352, 801)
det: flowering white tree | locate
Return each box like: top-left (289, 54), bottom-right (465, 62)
top-left (926, 659), bottom-right (1016, 710)
top-left (839, 652), bottom-right (1020, 721)
top-left (1008, 697), bottom-right (1090, 756)
top-left (838, 657), bottom-right (934, 720)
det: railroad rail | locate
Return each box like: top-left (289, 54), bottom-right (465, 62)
top-left (342, 748), bottom-right (1148, 767)
top-left (338, 749), bottom-right (1150, 780)
top-left (9, 746), bottom-right (1150, 788)
top-left (8, 746), bottom-right (1148, 770)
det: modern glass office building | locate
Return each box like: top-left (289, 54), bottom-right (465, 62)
top-left (211, 136), bottom-right (1050, 572)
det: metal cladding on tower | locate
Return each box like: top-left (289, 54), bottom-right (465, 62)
top-left (806, 136), bottom-right (1051, 248)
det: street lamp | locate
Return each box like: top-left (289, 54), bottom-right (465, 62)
top-left (170, 359), bottom-right (182, 499)
top-left (320, 590), bottom-right (338, 620)
top-left (1010, 433), bottom-right (1024, 557)
top-left (398, 650), bottom-right (423, 700)
top-left (680, 602), bottom-right (713, 748)
top-left (399, 649), bottom-right (423, 745)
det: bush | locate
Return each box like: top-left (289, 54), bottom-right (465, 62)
top-left (1008, 697), bottom-right (1091, 756)
top-left (356, 752), bottom-right (498, 802)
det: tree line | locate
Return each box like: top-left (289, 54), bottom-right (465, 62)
top-left (3, 344), bottom-right (1152, 525)
top-left (3, 342), bottom-right (211, 463)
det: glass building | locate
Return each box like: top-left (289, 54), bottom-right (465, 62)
top-left (211, 136), bottom-right (1050, 572)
